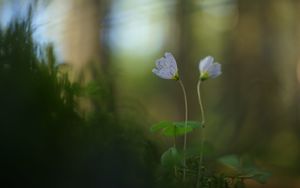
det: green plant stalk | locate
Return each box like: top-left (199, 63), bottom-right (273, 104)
top-left (174, 127), bottom-right (177, 177)
top-left (178, 79), bottom-right (188, 181)
top-left (174, 127), bottom-right (177, 147)
top-left (196, 80), bottom-right (205, 188)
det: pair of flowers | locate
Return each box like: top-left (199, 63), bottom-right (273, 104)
top-left (152, 52), bottom-right (221, 81)
top-left (152, 52), bottom-right (221, 181)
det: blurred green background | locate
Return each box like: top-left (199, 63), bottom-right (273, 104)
top-left (0, 0), bottom-right (300, 187)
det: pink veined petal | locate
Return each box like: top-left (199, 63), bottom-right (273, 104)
top-left (152, 68), bottom-right (173, 79)
top-left (164, 52), bottom-right (178, 70)
top-left (155, 58), bottom-right (165, 69)
top-left (152, 52), bottom-right (179, 80)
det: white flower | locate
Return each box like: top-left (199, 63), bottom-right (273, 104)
top-left (199, 56), bottom-right (221, 81)
top-left (152, 52), bottom-right (179, 80)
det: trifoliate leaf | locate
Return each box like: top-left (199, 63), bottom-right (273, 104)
top-left (161, 147), bottom-right (182, 168)
top-left (218, 155), bottom-right (241, 171)
top-left (150, 121), bottom-right (201, 137)
top-left (150, 121), bottom-right (173, 133)
top-left (243, 168), bottom-right (271, 184)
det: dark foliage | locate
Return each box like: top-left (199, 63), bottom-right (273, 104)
top-left (0, 17), bottom-right (159, 188)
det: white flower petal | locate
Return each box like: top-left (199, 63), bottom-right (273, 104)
top-left (199, 56), bottom-right (214, 72)
top-left (164, 52), bottom-right (178, 70)
top-left (199, 56), bottom-right (222, 81)
top-left (208, 63), bottom-right (222, 78)
top-left (153, 52), bottom-right (179, 80)
top-left (155, 58), bottom-right (165, 69)
top-left (152, 68), bottom-right (173, 79)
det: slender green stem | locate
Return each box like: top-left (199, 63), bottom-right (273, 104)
top-left (173, 128), bottom-right (178, 177)
top-left (173, 127), bottom-right (178, 177)
top-left (197, 80), bottom-right (205, 125)
top-left (174, 127), bottom-right (177, 148)
top-left (178, 79), bottom-right (188, 181)
top-left (196, 80), bottom-right (206, 188)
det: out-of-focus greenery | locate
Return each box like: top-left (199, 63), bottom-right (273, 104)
top-left (0, 16), bottom-right (162, 188)
top-left (1, 0), bottom-right (300, 187)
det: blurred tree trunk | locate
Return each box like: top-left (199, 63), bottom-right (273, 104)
top-left (175, 0), bottom-right (198, 146)
top-left (58, 0), bottom-right (114, 113)
top-left (61, 0), bottom-right (102, 82)
top-left (224, 0), bottom-right (297, 154)
top-left (175, 0), bottom-right (200, 119)
top-left (296, 1), bottom-right (300, 137)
